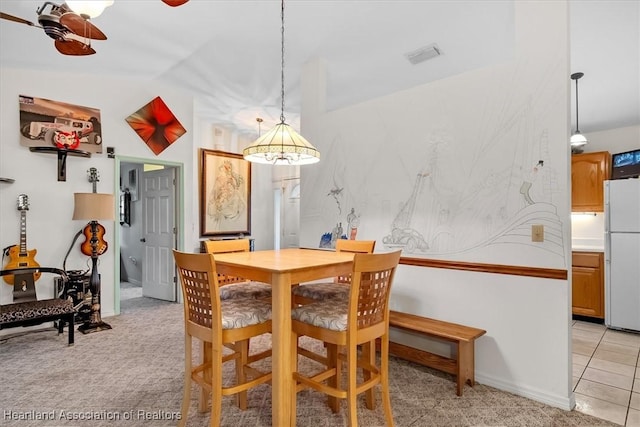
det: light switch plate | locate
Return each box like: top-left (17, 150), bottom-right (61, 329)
top-left (532, 224), bottom-right (544, 242)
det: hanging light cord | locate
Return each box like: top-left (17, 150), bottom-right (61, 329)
top-left (575, 77), bottom-right (580, 133)
top-left (280, 0), bottom-right (286, 124)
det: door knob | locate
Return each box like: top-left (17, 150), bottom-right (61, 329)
top-left (140, 238), bottom-right (146, 242)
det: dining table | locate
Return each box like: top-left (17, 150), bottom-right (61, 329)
top-left (214, 247), bottom-right (355, 426)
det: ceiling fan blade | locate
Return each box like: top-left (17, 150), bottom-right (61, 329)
top-left (1, 11), bottom-right (38, 27)
top-left (54, 39), bottom-right (96, 56)
top-left (162, 0), bottom-right (189, 6)
top-left (59, 13), bottom-right (107, 40)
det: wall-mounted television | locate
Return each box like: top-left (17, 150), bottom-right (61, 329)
top-left (611, 149), bottom-right (640, 179)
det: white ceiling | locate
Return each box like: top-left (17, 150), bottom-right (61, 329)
top-left (1, 0), bottom-right (638, 137)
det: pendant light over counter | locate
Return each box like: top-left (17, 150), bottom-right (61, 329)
top-left (570, 72), bottom-right (588, 154)
top-left (242, 0), bottom-right (320, 166)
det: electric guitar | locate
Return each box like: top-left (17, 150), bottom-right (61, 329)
top-left (80, 168), bottom-right (109, 257)
top-left (2, 194), bottom-right (41, 284)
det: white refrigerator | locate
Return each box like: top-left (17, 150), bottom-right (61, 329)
top-left (604, 178), bottom-right (640, 332)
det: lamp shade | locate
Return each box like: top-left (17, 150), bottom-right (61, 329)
top-left (72, 193), bottom-right (115, 221)
top-left (570, 131), bottom-right (588, 147)
top-left (66, 0), bottom-right (114, 18)
top-left (243, 122), bottom-right (320, 165)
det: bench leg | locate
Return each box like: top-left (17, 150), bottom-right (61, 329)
top-left (456, 341), bottom-right (475, 396)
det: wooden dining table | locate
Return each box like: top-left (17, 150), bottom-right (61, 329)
top-left (214, 248), bottom-right (355, 426)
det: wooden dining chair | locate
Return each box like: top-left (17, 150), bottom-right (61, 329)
top-left (173, 250), bottom-right (272, 427)
top-left (291, 250), bottom-right (402, 427)
top-left (202, 239), bottom-right (272, 300)
top-left (291, 239), bottom-right (376, 305)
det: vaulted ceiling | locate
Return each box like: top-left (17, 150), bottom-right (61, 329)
top-left (1, 1), bottom-right (638, 137)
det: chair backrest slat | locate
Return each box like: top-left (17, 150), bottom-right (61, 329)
top-left (202, 239), bottom-right (251, 286)
top-left (203, 239), bottom-right (250, 254)
top-left (335, 239), bottom-right (376, 284)
top-left (349, 250), bottom-right (401, 330)
top-left (173, 250), bottom-right (220, 330)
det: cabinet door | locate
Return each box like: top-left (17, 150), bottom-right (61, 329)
top-left (572, 252), bottom-right (604, 319)
top-left (571, 151), bottom-right (611, 212)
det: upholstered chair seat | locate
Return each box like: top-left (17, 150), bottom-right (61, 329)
top-left (203, 239), bottom-right (272, 300)
top-left (292, 239), bottom-right (375, 305)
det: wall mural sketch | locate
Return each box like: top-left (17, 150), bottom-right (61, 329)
top-left (303, 69), bottom-right (567, 268)
top-left (378, 110), bottom-right (563, 260)
top-left (327, 182), bottom-right (344, 214)
top-left (319, 164), bottom-right (351, 249)
top-left (346, 207), bottom-right (361, 240)
top-left (382, 172), bottom-right (431, 253)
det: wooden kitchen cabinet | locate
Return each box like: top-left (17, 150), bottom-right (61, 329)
top-left (572, 251), bottom-right (604, 319)
top-left (571, 151), bottom-right (611, 212)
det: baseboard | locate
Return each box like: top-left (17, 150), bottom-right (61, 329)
top-left (475, 372), bottom-right (574, 410)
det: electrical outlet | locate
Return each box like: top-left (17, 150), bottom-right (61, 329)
top-left (532, 224), bottom-right (544, 242)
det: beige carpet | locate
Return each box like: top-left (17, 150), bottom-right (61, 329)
top-left (0, 296), bottom-right (617, 427)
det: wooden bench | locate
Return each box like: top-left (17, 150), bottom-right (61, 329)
top-left (388, 310), bottom-right (486, 396)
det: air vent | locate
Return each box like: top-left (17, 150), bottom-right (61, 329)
top-left (405, 43), bottom-right (442, 65)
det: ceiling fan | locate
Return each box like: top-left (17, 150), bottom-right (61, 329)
top-left (162, 0), bottom-right (189, 6)
top-left (0, 1), bottom-right (107, 56)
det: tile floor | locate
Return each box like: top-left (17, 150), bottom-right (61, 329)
top-left (573, 319), bottom-right (640, 426)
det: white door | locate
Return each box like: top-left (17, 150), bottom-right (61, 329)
top-left (141, 167), bottom-right (176, 301)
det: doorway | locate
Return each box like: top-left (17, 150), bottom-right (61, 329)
top-left (275, 177), bottom-right (300, 249)
top-left (114, 156), bottom-right (183, 314)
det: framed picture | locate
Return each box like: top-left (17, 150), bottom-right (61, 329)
top-left (18, 94), bottom-right (103, 153)
top-left (200, 149), bottom-right (251, 237)
top-left (125, 96), bottom-right (187, 155)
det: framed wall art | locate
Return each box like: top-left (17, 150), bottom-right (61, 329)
top-left (200, 149), bottom-right (251, 237)
top-left (18, 94), bottom-right (103, 153)
top-left (125, 96), bottom-right (186, 155)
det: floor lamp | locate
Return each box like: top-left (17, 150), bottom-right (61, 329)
top-left (72, 192), bottom-right (114, 334)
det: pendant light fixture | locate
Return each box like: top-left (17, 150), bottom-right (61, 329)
top-left (570, 72), bottom-right (588, 154)
top-left (243, 0), bottom-right (320, 166)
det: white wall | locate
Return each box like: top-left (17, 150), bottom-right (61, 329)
top-left (0, 68), bottom-right (195, 317)
top-left (583, 125), bottom-right (640, 155)
top-left (192, 118), bottom-right (275, 252)
top-left (0, 68), bottom-right (275, 322)
top-left (300, 1), bottom-right (573, 409)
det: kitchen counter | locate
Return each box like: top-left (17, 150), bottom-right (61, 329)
top-left (573, 245), bottom-right (604, 252)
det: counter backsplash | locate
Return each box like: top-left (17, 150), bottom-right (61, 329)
top-left (571, 213), bottom-right (605, 251)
